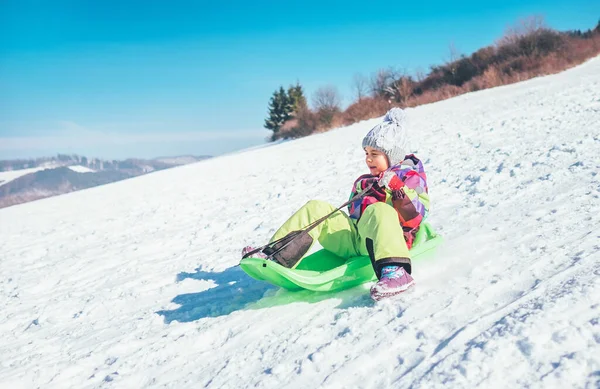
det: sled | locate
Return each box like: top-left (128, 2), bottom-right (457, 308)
top-left (239, 222), bottom-right (443, 292)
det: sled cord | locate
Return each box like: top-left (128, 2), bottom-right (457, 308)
top-left (241, 184), bottom-right (374, 260)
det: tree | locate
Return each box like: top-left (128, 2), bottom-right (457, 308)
top-left (264, 86), bottom-right (292, 137)
top-left (369, 68), bottom-right (397, 99)
top-left (312, 85), bottom-right (342, 128)
top-left (351, 73), bottom-right (368, 101)
top-left (444, 42), bottom-right (461, 81)
top-left (287, 82), bottom-right (307, 114)
top-left (497, 15), bottom-right (547, 48)
top-left (264, 83), bottom-right (308, 140)
top-left (385, 75), bottom-right (415, 104)
top-left (312, 85), bottom-right (341, 112)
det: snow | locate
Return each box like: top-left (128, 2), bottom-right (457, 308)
top-left (153, 156), bottom-right (208, 165)
top-left (0, 165), bottom-right (55, 186)
top-left (67, 165), bottom-right (96, 173)
top-left (0, 163), bottom-right (85, 186)
top-left (1, 56), bottom-right (600, 389)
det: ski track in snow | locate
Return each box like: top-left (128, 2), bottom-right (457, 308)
top-left (1, 57), bottom-right (600, 389)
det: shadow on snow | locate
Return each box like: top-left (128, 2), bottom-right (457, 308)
top-left (156, 265), bottom-right (374, 323)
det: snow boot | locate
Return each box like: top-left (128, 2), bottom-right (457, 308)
top-left (370, 265), bottom-right (415, 301)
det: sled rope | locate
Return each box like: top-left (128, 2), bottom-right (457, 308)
top-left (241, 184), bottom-right (374, 260)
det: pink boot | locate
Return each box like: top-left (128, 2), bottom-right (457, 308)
top-left (241, 246), bottom-right (269, 260)
top-left (370, 265), bottom-right (415, 301)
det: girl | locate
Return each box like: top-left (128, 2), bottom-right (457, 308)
top-left (243, 108), bottom-right (429, 300)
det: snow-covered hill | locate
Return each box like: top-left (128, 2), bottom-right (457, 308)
top-left (0, 156), bottom-right (210, 209)
top-left (1, 57), bottom-right (599, 389)
top-left (67, 165), bottom-right (96, 173)
top-left (0, 164), bottom-right (59, 186)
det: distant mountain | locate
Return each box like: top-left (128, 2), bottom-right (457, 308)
top-left (0, 154), bottom-right (210, 208)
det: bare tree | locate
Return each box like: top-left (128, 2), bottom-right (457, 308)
top-left (312, 85), bottom-right (341, 112)
top-left (443, 41), bottom-right (462, 79)
top-left (351, 73), bottom-right (368, 101)
top-left (384, 70), bottom-right (414, 104)
top-left (369, 68), bottom-right (397, 98)
top-left (497, 15), bottom-right (547, 46)
top-left (516, 15), bottom-right (546, 35)
top-left (415, 67), bottom-right (426, 83)
top-left (398, 76), bottom-right (414, 103)
top-left (447, 41), bottom-right (461, 64)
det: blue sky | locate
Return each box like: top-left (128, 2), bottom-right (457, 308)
top-left (1, 0), bottom-right (598, 160)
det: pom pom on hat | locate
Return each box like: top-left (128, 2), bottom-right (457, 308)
top-left (383, 106), bottom-right (407, 125)
top-left (362, 107), bottom-right (410, 166)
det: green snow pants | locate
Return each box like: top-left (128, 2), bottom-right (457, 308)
top-left (269, 200), bottom-right (411, 278)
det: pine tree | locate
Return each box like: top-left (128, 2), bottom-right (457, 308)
top-left (287, 82), bottom-right (307, 115)
top-left (264, 86), bottom-right (291, 135)
top-left (264, 82), bottom-right (308, 140)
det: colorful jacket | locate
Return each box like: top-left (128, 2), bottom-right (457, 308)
top-left (348, 154), bottom-right (430, 249)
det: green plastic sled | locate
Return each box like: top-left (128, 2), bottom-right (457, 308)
top-left (239, 222), bottom-right (443, 292)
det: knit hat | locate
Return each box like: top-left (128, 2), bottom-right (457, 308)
top-left (362, 107), bottom-right (410, 166)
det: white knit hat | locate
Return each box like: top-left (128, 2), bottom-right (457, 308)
top-left (362, 107), bottom-right (410, 166)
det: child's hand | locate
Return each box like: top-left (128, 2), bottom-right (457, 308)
top-left (358, 177), bottom-right (378, 192)
top-left (378, 170), bottom-right (402, 190)
top-left (379, 171), bottom-right (406, 200)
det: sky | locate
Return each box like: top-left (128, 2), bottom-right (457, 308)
top-left (1, 0), bottom-right (599, 160)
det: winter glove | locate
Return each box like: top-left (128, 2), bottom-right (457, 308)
top-left (355, 176), bottom-right (378, 193)
top-left (378, 170), bottom-right (406, 201)
top-left (378, 170), bottom-right (403, 190)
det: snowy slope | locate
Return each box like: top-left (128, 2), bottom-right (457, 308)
top-left (1, 57), bottom-right (599, 389)
top-left (67, 165), bottom-right (96, 173)
top-left (0, 165), bottom-right (57, 186)
top-left (0, 163), bottom-right (94, 187)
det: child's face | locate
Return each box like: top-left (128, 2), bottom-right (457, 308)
top-left (364, 146), bottom-right (389, 176)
